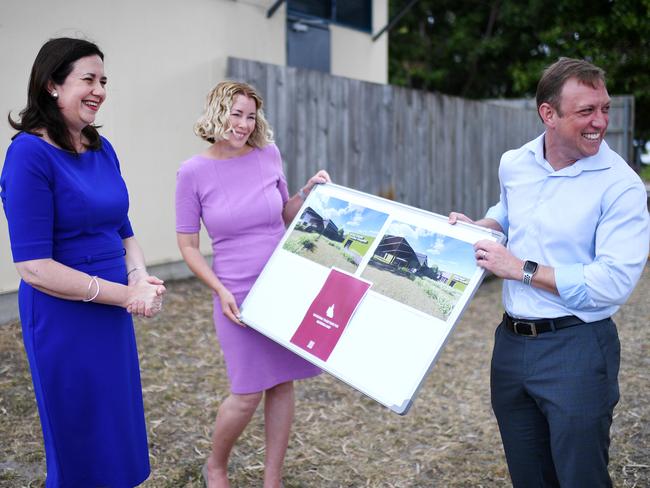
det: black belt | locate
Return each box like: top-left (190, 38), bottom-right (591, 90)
top-left (503, 313), bottom-right (585, 337)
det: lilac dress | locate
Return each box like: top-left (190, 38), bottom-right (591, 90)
top-left (175, 143), bottom-right (320, 394)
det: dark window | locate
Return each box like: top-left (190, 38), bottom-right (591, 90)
top-left (334, 0), bottom-right (372, 31)
top-left (288, 0), bottom-right (331, 18)
top-left (287, 0), bottom-right (371, 32)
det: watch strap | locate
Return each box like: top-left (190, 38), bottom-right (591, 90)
top-left (522, 260), bottom-right (538, 286)
top-left (522, 270), bottom-right (534, 285)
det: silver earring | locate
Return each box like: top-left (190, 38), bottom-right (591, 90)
top-left (51, 91), bottom-right (58, 99)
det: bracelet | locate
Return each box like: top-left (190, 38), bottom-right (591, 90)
top-left (83, 275), bottom-right (100, 302)
top-left (298, 188), bottom-right (308, 201)
top-left (127, 266), bottom-right (144, 276)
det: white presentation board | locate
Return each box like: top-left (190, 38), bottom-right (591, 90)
top-left (240, 184), bottom-right (505, 414)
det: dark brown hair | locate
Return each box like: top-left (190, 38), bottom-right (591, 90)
top-left (536, 57), bottom-right (606, 117)
top-left (8, 37), bottom-right (104, 154)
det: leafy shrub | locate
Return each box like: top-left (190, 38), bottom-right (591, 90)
top-left (284, 234), bottom-right (318, 253)
top-left (302, 239), bottom-right (316, 252)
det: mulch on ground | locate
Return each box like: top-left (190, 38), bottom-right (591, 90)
top-left (1, 266), bottom-right (648, 487)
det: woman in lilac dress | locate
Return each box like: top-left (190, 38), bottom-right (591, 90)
top-left (1, 38), bottom-right (165, 486)
top-left (175, 81), bottom-right (328, 487)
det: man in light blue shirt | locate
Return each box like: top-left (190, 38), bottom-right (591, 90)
top-left (450, 58), bottom-right (649, 487)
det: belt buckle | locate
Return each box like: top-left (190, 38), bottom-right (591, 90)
top-left (513, 320), bottom-right (538, 337)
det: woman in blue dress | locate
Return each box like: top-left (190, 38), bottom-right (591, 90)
top-left (1, 38), bottom-right (165, 487)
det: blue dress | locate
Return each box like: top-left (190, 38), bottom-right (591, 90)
top-left (1, 133), bottom-right (150, 487)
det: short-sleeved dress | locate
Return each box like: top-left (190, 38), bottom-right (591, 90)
top-left (0, 133), bottom-right (149, 487)
top-left (175, 143), bottom-right (320, 394)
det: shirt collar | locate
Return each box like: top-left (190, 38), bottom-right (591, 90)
top-left (527, 133), bottom-right (613, 177)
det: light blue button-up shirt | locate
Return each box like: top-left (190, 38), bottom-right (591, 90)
top-left (486, 133), bottom-right (649, 322)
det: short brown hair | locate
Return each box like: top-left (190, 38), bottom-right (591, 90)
top-left (536, 58), bottom-right (606, 117)
top-left (194, 80), bottom-right (273, 148)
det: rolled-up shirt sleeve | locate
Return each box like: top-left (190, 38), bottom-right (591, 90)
top-left (555, 182), bottom-right (650, 309)
top-left (485, 200), bottom-right (509, 236)
top-left (485, 156), bottom-right (511, 235)
top-left (485, 173), bottom-right (509, 235)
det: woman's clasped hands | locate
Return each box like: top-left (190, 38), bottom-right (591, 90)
top-left (125, 275), bottom-right (166, 318)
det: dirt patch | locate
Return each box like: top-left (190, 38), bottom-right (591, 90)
top-left (1, 266), bottom-right (648, 487)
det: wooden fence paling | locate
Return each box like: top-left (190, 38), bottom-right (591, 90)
top-left (227, 58), bottom-right (633, 218)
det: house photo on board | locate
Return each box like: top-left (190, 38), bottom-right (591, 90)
top-left (361, 220), bottom-right (476, 321)
top-left (283, 192), bottom-right (389, 273)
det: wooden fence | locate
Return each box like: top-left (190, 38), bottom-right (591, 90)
top-left (228, 58), bottom-right (634, 218)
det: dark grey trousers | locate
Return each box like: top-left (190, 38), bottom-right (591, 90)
top-left (491, 317), bottom-right (619, 488)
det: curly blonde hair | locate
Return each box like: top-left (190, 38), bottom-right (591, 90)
top-left (194, 80), bottom-right (274, 148)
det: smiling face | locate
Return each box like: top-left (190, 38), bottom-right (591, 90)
top-left (541, 77), bottom-right (610, 168)
top-left (50, 54), bottom-right (106, 135)
top-left (224, 94), bottom-right (257, 150)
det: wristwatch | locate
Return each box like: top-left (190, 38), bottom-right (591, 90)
top-left (522, 260), bottom-right (538, 285)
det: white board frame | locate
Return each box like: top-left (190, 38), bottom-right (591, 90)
top-left (240, 184), bottom-right (505, 414)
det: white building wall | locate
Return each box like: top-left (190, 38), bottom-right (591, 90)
top-left (331, 0), bottom-right (388, 84)
top-left (0, 0), bottom-right (388, 295)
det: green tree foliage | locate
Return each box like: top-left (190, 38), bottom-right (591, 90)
top-left (389, 0), bottom-right (650, 139)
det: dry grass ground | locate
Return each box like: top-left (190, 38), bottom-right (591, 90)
top-left (361, 266), bottom-right (458, 320)
top-left (284, 230), bottom-right (358, 274)
top-left (1, 265), bottom-right (648, 487)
